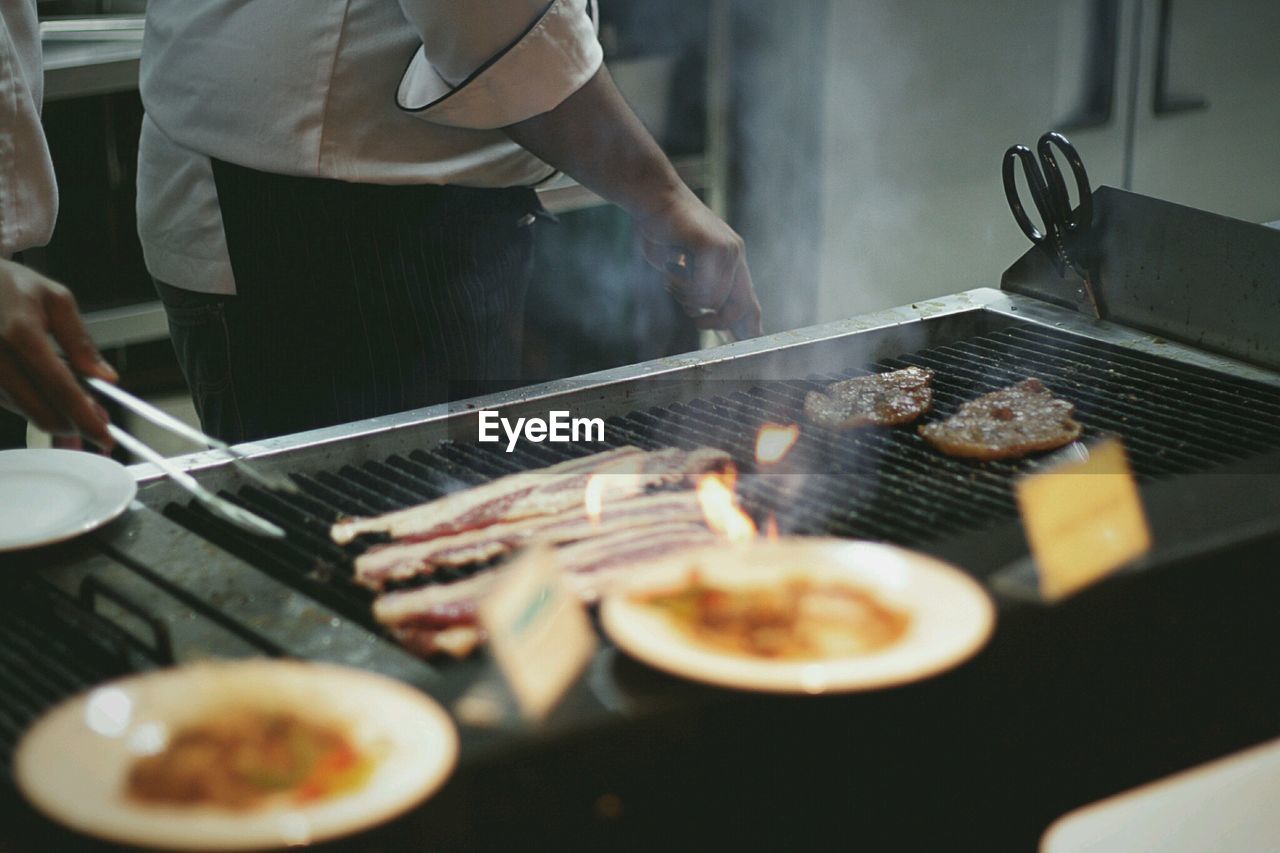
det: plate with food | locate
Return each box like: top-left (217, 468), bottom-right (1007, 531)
top-left (14, 659), bottom-right (458, 850)
top-left (0, 449), bottom-right (136, 552)
top-left (600, 538), bottom-right (995, 694)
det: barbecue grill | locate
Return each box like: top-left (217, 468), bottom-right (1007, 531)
top-left (3, 187), bottom-right (1280, 850)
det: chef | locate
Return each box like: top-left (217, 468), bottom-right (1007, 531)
top-left (0, 3), bottom-right (116, 449)
top-left (137, 0), bottom-right (762, 443)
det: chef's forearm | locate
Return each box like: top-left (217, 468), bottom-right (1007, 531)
top-left (505, 63), bottom-right (763, 339)
top-left (502, 65), bottom-right (691, 218)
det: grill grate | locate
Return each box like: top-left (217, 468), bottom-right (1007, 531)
top-left (165, 323), bottom-right (1280, 637)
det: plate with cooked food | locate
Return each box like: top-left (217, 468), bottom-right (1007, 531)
top-left (14, 659), bottom-right (457, 851)
top-left (601, 538), bottom-right (994, 694)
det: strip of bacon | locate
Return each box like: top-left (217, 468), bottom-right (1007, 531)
top-left (371, 521), bottom-right (719, 657)
top-left (332, 445), bottom-right (730, 545)
top-left (551, 524), bottom-right (719, 587)
top-left (332, 446), bottom-right (640, 544)
top-left (391, 624), bottom-right (485, 660)
top-left (372, 570), bottom-right (498, 632)
top-left (354, 491), bottom-right (707, 590)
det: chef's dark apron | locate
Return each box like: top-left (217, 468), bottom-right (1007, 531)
top-left (155, 159), bottom-right (546, 443)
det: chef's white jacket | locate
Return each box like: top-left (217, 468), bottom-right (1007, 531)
top-left (138, 0), bottom-right (601, 294)
top-left (0, 1), bottom-right (57, 259)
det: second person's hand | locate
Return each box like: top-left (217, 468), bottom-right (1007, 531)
top-left (635, 187), bottom-right (763, 341)
top-left (0, 258), bottom-right (117, 447)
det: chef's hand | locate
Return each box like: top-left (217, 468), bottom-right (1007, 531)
top-left (635, 187), bottom-right (763, 340)
top-left (501, 66), bottom-right (763, 338)
top-left (0, 258), bottom-right (116, 446)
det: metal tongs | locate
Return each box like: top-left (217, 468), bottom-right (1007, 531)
top-left (86, 377), bottom-right (292, 539)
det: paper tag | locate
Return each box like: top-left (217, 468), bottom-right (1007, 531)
top-left (477, 547), bottom-right (596, 721)
top-left (1016, 438), bottom-right (1152, 601)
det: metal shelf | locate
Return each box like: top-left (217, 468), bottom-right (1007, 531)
top-left (41, 17), bottom-right (143, 102)
top-left (84, 300), bottom-right (170, 349)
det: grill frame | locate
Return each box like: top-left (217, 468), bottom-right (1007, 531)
top-left (145, 304), bottom-right (1280, 642)
top-left (7, 286), bottom-right (1280, 852)
top-left (20, 286), bottom-right (1273, 672)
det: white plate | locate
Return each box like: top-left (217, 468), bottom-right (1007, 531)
top-left (600, 538), bottom-right (995, 694)
top-left (14, 659), bottom-right (459, 851)
top-left (0, 449), bottom-right (136, 551)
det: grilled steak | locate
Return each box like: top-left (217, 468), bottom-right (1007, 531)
top-left (918, 378), bottom-right (1082, 460)
top-left (804, 366), bottom-right (935, 430)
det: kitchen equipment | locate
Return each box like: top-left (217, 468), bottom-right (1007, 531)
top-left (11, 173), bottom-right (1277, 666)
top-left (1002, 131), bottom-right (1101, 317)
top-left (86, 377), bottom-right (298, 496)
top-left (104, 425), bottom-right (284, 541)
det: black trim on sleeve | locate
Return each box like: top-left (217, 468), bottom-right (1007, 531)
top-left (396, 0), bottom-right (559, 114)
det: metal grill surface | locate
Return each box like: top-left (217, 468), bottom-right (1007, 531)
top-left (0, 582), bottom-right (147, 785)
top-left (163, 323), bottom-right (1280, 635)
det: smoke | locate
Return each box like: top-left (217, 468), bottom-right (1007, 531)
top-left (728, 0), bottom-right (829, 337)
top-left (811, 1), bottom-right (1086, 322)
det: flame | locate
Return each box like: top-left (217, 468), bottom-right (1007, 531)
top-left (696, 467), bottom-right (756, 543)
top-left (584, 474), bottom-right (606, 526)
top-left (583, 455), bottom-right (647, 526)
top-left (755, 423), bottom-right (800, 465)
top-left (764, 514), bottom-right (780, 541)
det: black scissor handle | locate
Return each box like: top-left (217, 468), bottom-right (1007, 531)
top-left (1003, 144), bottom-right (1053, 244)
top-left (1037, 131), bottom-right (1092, 231)
top-left (1003, 131), bottom-right (1093, 245)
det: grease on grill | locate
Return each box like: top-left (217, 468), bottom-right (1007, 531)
top-left (804, 366), bottom-right (935, 430)
top-left (918, 378), bottom-right (1083, 460)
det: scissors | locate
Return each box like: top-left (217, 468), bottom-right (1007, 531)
top-left (1002, 131), bottom-right (1102, 317)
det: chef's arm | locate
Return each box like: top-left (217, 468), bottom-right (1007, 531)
top-left (502, 66), bottom-right (762, 339)
top-left (0, 258), bottom-right (115, 445)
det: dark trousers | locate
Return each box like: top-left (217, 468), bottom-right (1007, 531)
top-left (156, 160), bottom-right (543, 443)
top-left (0, 409), bottom-right (26, 449)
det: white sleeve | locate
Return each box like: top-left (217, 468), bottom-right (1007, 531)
top-left (0, 4), bottom-right (58, 257)
top-left (396, 0), bottom-right (602, 130)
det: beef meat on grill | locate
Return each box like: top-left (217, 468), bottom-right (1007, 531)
top-left (804, 366), bottom-right (935, 430)
top-left (918, 378), bottom-right (1083, 460)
